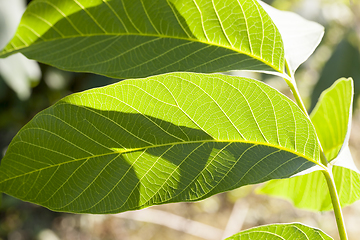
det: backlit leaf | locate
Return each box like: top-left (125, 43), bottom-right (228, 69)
top-left (0, 0), bottom-right (285, 79)
top-left (258, 78), bottom-right (360, 211)
top-left (311, 78), bottom-right (353, 162)
top-left (0, 72), bottom-right (319, 214)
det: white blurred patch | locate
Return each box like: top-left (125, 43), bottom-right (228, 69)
top-left (0, 0), bottom-right (41, 100)
top-left (290, 165), bottom-right (324, 178)
top-left (45, 67), bottom-right (71, 90)
top-left (321, 3), bottom-right (353, 26)
top-left (332, 145), bottom-right (360, 174)
top-left (37, 229), bottom-right (60, 240)
top-left (258, 1), bottom-right (324, 74)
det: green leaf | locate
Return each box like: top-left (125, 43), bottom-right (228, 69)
top-left (257, 166), bottom-right (360, 211)
top-left (258, 0), bottom-right (324, 74)
top-left (225, 223), bottom-right (332, 240)
top-left (0, 72), bottom-right (319, 214)
top-left (0, 0), bottom-right (285, 79)
top-left (311, 78), bottom-right (353, 162)
top-left (258, 78), bottom-right (360, 211)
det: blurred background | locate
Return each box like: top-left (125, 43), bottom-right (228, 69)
top-left (0, 0), bottom-right (359, 239)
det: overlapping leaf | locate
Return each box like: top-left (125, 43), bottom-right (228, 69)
top-left (226, 223), bottom-right (332, 240)
top-left (258, 78), bottom-right (360, 211)
top-left (311, 78), bottom-right (353, 162)
top-left (0, 72), bottom-right (319, 214)
top-left (0, 0), bottom-right (285, 79)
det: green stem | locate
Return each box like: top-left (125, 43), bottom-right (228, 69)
top-left (289, 81), bottom-right (328, 166)
top-left (284, 61), bottom-right (308, 114)
top-left (284, 61), bottom-right (347, 239)
top-left (283, 62), bottom-right (329, 166)
top-left (322, 168), bottom-right (348, 240)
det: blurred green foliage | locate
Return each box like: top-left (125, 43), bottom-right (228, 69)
top-left (311, 33), bottom-right (360, 110)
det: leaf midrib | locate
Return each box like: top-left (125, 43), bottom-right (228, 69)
top-left (0, 138), bottom-right (322, 185)
top-left (0, 32), bottom-right (282, 72)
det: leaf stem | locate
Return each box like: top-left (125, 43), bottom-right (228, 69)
top-left (283, 61), bottom-right (328, 166)
top-left (284, 61), bottom-right (307, 114)
top-left (284, 60), bottom-right (347, 239)
top-left (283, 70), bottom-right (307, 115)
top-left (322, 168), bottom-right (348, 240)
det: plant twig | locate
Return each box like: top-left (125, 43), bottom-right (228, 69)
top-left (283, 61), bottom-right (329, 166)
top-left (221, 199), bottom-right (249, 239)
top-left (284, 60), bottom-right (348, 240)
top-left (322, 168), bottom-right (349, 240)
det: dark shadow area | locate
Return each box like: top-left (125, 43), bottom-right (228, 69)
top-left (0, 65), bottom-right (122, 239)
top-left (0, 193), bottom-right (63, 239)
top-left (310, 32), bottom-right (360, 111)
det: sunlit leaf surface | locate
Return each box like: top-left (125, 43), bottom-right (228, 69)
top-left (0, 72), bottom-right (319, 214)
top-left (258, 78), bottom-right (360, 211)
top-left (0, 0), bottom-right (285, 79)
top-left (311, 78), bottom-right (353, 162)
